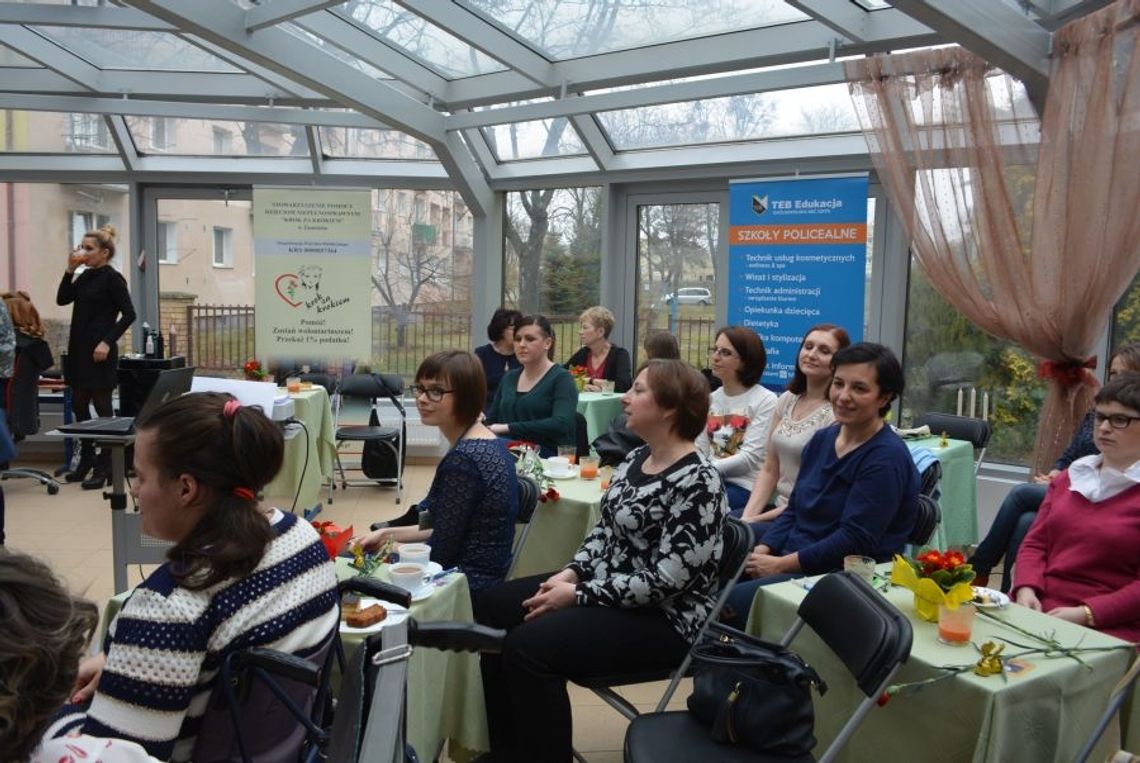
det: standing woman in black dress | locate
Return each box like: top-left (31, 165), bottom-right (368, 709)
top-left (56, 224), bottom-right (136, 489)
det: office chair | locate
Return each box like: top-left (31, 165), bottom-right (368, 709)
top-left (332, 373), bottom-right (406, 504)
top-left (623, 572), bottom-right (914, 763)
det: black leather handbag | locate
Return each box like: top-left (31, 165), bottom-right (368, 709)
top-left (687, 626), bottom-right (826, 756)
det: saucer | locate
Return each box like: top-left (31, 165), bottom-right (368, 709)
top-left (545, 466), bottom-right (578, 479)
top-left (410, 585), bottom-right (434, 602)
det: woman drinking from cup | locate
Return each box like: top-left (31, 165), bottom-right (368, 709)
top-left (56, 224), bottom-right (136, 489)
top-left (1012, 372), bottom-right (1140, 642)
top-left (723, 342), bottom-right (919, 626)
top-left (564, 306), bottom-right (632, 392)
top-left (475, 359), bottom-right (727, 762)
top-left (354, 350), bottom-right (518, 592)
top-left (54, 392), bottom-right (338, 761)
top-left (740, 324), bottom-right (851, 535)
top-left (697, 326), bottom-right (779, 514)
top-left (486, 314), bottom-right (578, 457)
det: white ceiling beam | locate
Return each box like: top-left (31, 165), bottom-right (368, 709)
top-left (889, 0), bottom-right (1050, 106)
top-left (785, 0), bottom-right (871, 42)
top-left (447, 62), bottom-right (847, 129)
top-left (569, 115), bottom-right (612, 172)
top-left (0, 26), bottom-right (100, 90)
top-left (0, 2), bottom-right (172, 30)
top-left (458, 125), bottom-right (499, 181)
top-left (245, 0), bottom-right (343, 33)
top-left (0, 92), bottom-right (392, 129)
top-left (105, 115), bottom-right (138, 172)
top-left (388, 0), bottom-right (555, 87)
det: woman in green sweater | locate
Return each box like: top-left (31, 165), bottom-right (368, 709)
top-left (486, 314), bottom-right (578, 457)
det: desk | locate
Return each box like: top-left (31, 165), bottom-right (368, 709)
top-left (263, 387), bottom-right (337, 511)
top-left (747, 575), bottom-right (1138, 762)
top-left (906, 436), bottom-right (977, 547)
top-left (334, 558), bottom-right (488, 760)
top-left (576, 392), bottom-right (624, 443)
top-left (509, 474), bottom-right (604, 579)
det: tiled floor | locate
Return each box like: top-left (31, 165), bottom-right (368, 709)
top-left (2, 457), bottom-right (686, 762)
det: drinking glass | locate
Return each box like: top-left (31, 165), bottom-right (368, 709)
top-left (286, 377), bottom-right (302, 393)
top-left (579, 455), bottom-right (599, 480)
top-left (843, 555), bottom-right (876, 583)
top-left (557, 444), bottom-right (578, 465)
top-left (599, 379), bottom-right (616, 395)
top-left (937, 603), bottom-right (975, 646)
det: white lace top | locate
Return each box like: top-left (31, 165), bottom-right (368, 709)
top-left (768, 391), bottom-right (836, 508)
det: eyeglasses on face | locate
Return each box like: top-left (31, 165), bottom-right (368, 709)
top-left (709, 346), bottom-right (736, 358)
top-left (409, 384), bottom-right (454, 402)
top-left (1094, 411), bottom-right (1140, 430)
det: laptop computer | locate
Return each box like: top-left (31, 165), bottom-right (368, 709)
top-left (58, 366), bottom-right (196, 436)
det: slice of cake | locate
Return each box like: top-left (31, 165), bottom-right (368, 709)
top-left (344, 603), bottom-right (388, 628)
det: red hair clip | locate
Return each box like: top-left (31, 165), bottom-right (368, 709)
top-left (232, 487), bottom-right (256, 502)
top-left (223, 400), bottom-right (241, 418)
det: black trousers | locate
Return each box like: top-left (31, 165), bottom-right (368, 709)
top-left (473, 573), bottom-right (689, 763)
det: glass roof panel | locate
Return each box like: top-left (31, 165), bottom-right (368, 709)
top-left (319, 126), bottom-right (437, 160)
top-left (336, 0), bottom-right (506, 79)
top-left (281, 21), bottom-right (392, 80)
top-left (30, 27), bottom-right (242, 72)
top-left (124, 116), bottom-right (310, 157)
top-left (459, 0), bottom-right (808, 60)
top-left (0, 46), bottom-right (43, 67)
top-left (597, 83), bottom-right (859, 150)
top-left (0, 110), bottom-right (116, 154)
top-left (482, 118), bottom-right (586, 161)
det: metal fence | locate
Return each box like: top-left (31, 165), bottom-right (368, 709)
top-left (184, 304), bottom-right (717, 378)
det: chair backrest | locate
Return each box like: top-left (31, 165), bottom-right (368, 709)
top-left (717, 515), bottom-right (753, 589)
top-left (516, 474), bottom-right (541, 525)
top-left (908, 494), bottom-right (941, 546)
top-left (919, 459), bottom-right (942, 499)
top-left (914, 412), bottom-right (991, 450)
top-left (338, 373), bottom-right (406, 415)
top-left (796, 571), bottom-right (912, 697)
top-left (574, 412), bottom-right (590, 458)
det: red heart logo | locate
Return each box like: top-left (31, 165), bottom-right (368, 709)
top-left (275, 273), bottom-right (302, 307)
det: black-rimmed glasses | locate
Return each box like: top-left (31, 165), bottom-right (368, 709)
top-left (409, 384), bottom-right (454, 402)
top-left (1094, 411), bottom-right (1140, 430)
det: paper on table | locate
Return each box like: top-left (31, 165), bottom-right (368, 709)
top-left (190, 376), bottom-right (278, 416)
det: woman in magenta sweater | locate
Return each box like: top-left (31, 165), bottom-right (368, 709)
top-left (1013, 371), bottom-right (1140, 643)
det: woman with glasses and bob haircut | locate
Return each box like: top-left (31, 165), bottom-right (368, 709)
top-left (696, 325), bottom-right (779, 514)
top-left (355, 350), bottom-right (518, 592)
top-left (1012, 371), bottom-right (1140, 642)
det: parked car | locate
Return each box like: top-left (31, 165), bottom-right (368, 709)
top-left (663, 287), bottom-right (712, 306)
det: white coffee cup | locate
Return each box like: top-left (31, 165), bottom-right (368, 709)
top-left (388, 563), bottom-right (426, 594)
top-left (398, 542), bottom-right (431, 567)
top-left (547, 456), bottom-right (571, 474)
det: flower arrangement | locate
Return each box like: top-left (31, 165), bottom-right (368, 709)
top-left (243, 358), bottom-right (267, 381)
top-left (569, 365), bottom-right (589, 391)
top-left (507, 440), bottom-right (560, 502)
top-left (890, 550), bottom-right (975, 622)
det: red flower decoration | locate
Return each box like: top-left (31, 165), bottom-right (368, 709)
top-left (942, 550), bottom-right (966, 569)
top-left (545, 487), bottom-right (560, 502)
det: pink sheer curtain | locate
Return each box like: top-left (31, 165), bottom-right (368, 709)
top-left (846, 0), bottom-right (1140, 473)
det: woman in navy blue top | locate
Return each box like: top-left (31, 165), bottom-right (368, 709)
top-left (355, 350), bottom-right (518, 592)
top-left (473, 308), bottom-right (522, 413)
top-left (723, 342), bottom-right (919, 626)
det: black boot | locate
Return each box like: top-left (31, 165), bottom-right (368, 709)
top-left (82, 449), bottom-right (111, 490)
top-left (65, 441), bottom-right (96, 483)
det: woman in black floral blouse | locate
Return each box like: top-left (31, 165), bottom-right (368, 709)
top-left (474, 359), bottom-right (728, 763)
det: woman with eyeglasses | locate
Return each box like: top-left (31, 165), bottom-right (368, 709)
top-left (56, 224), bottom-right (136, 489)
top-left (1012, 371), bottom-right (1140, 642)
top-left (696, 326), bottom-right (778, 514)
top-left (354, 351), bottom-right (517, 592)
top-left (970, 342), bottom-right (1140, 592)
top-left (486, 314), bottom-right (578, 457)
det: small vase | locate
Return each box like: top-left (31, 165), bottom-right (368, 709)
top-left (913, 592), bottom-right (940, 623)
top-left (574, 377), bottom-right (586, 392)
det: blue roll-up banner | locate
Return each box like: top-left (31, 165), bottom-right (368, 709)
top-left (727, 174), bottom-right (868, 389)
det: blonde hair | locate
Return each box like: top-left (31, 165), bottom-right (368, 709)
top-left (83, 223), bottom-right (117, 259)
top-left (579, 306), bottom-right (616, 339)
top-left (3, 291), bottom-right (44, 338)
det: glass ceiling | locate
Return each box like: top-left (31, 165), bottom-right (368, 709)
top-left (0, 0), bottom-right (1101, 199)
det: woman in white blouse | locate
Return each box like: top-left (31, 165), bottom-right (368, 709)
top-left (696, 325), bottom-right (778, 514)
top-left (741, 324), bottom-right (850, 535)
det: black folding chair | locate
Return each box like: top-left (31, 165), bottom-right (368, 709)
top-left (624, 571), bottom-right (913, 763)
top-left (333, 373), bottom-right (407, 503)
top-left (909, 494), bottom-right (942, 548)
top-left (914, 412), bottom-right (991, 476)
top-left (506, 474), bottom-right (541, 579)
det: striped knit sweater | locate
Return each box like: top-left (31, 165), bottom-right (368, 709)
top-left (58, 511), bottom-right (339, 761)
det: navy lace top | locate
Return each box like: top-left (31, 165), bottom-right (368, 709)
top-left (421, 437), bottom-right (519, 592)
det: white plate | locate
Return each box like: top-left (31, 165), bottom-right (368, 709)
top-left (546, 467), bottom-right (578, 480)
top-left (339, 598), bottom-right (409, 634)
top-left (972, 586), bottom-right (1011, 608)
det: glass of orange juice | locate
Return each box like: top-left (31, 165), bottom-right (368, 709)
top-left (286, 377), bottom-right (302, 393)
top-left (937, 603), bottom-right (975, 646)
top-left (557, 444), bottom-right (578, 465)
top-left (579, 455), bottom-right (599, 480)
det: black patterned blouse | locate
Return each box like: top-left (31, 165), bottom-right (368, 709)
top-left (566, 446), bottom-right (727, 642)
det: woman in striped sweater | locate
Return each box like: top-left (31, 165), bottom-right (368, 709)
top-left (54, 392), bottom-right (339, 761)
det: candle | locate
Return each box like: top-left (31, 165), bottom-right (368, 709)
top-left (982, 392), bottom-right (989, 422)
top-left (969, 388), bottom-right (977, 419)
top-left (957, 388), bottom-right (964, 417)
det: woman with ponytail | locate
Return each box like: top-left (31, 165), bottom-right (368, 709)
top-left (53, 392), bottom-right (338, 762)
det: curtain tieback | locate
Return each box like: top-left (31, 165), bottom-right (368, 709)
top-left (1037, 357), bottom-right (1097, 388)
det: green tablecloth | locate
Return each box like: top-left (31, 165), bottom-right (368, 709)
top-left (576, 391), bottom-right (625, 443)
top-left (906, 436), bottom-right (977, 547)
top-left (333, 558), bottom-right (488, 761)
top-left (509, 471), bottom-right (604, 579)
top-left (746, 574), bottom-right (1138, 762)
top-left (264, 387), bottom-right (337, 512)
